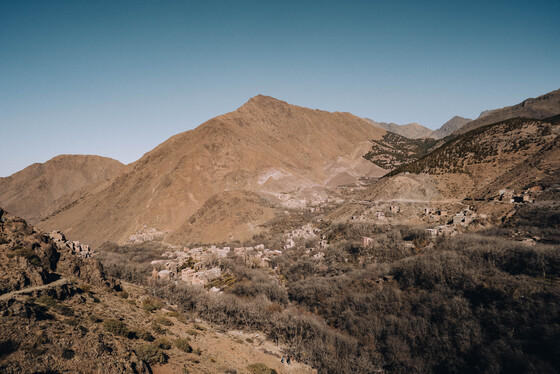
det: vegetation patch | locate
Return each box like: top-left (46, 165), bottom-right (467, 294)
top-left (364, 132), bottom-right (439, 169)
top-left (0, 339), bottom-right (18, 358)
top-left (151, 321), bottom-right (167, 335)
top-left (154, 337), bottom-right (172, 350)
top-left (134, 343), bottom-right (168, 365)
top-left (174, 338), bottom-right (193, 353)
top-left (154, 316), bottom-right (173, 326)
top-left (36, 295), bottom-right (58, 308)
top-left (103, 319), bottom-right (130, 338)
top-left (247, 363), bottom-right (278, 374)
top-left (142, 298), bottom-right (164, 312)
top-left (134, 329), bottom-right (155, 342)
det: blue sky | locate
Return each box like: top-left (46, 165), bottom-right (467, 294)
top-left (1, 0), bottom-right (559, 176)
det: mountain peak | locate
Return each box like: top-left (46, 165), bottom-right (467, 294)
top-left (243, 94), bottom-right (289, 108)
top-left (431, 115), bottom-right (472, 139)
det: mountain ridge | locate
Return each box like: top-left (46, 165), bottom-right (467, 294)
top-left (0, 154), bottom-right (124, 224)
top-left (38, 95), bottom-right (387, 246)
top-left (432, 115), bottom-right (472, 139)
top-left (454, 88), bottom-right (560, 135)
top-left (363, 118), bottom-right (435, 139)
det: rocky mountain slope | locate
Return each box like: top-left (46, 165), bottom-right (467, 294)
top-left (0, 208), bottom-right (114, 295)
top-left (0, 208), bottom-right (312, 374)
top-left (363, 132), bottom-right (442, 169)
top-left (385, 116), bottom-right (560, 200)
top-left (431, 115), bottom-right (472, 139)
top-left (364, 118), bottom-right (434, 139)
top-left (0, 155), bottom-right (124, 224)
top-left (454, 88), bottom-right (560, 135)
top-left (39, 95), bottom-right (386, 246)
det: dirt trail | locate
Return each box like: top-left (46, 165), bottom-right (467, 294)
top-left (0, 278), bottom-right (68, 301)
top-left (349, 198), bottom-right (465, 204)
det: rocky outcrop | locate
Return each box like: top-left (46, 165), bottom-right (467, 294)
top-left (49, 230), bottom-right (94, 258)
top-left (0, 208), bottom-right (115, 295)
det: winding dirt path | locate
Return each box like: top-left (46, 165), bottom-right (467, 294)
top-left (0, 278), bottom-right (68, 301)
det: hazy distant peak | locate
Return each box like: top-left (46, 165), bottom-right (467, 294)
top-left (431, 115), bottom-right (472, 139)
top-left (363, 118), bottom-right (434, 139)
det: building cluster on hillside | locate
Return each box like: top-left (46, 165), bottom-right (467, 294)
top-left (150, 244), bottom-right (282, 288)
top-left (49, 230), bottom-right (94, 258)
top-left (492, 186), bottom-right (541, 204)
top-left (425, 225), bottom-right (457, 237)
top-left (284, 223), bottom-right (322, 249)
top-left (125, 225), bottom-right (166, 244)
top-left (424, 208), bottom-right (448, 222)
top-left (373, 205), bottom-right (401, 221)
top-left (424, 207), bottom-right (483, 237)
top-left (362, 236), bottom-right (374, 247)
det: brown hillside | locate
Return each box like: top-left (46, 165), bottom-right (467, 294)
top-left (455, 88), bottom-right (560, 135)
top-left (0, 208), bottom-right (313, 374)
top-left (168, 190), bottom-right (277, 244)
top-left (40, 95), bottom-right (386, 246)
top-left (0, 155), bottom-right (124, 223)
top-left (386, 117), bottom-right (560, 200)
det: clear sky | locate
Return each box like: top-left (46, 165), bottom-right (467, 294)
top-left (1, 0), bottom-right (559, 177)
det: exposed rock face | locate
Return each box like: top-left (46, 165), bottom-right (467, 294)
top-left (39, 95), bottom-right (386, 246)
top-left (49, 230), bottom-right (94, 258)
top-left (454, 88), bottom-right (560, 135)
top-left (0, 154), bottom-right (124, 223)
top-left (0, 208), bottom-right (114, 295)
top-left (431, 116), bottom-right (472, 139)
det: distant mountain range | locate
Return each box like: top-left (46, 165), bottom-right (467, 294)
top-left (431, 116), bottom-right (472, 139)
top-left (364, 88), bottom-right (560, 140)
top-left (363, 119), bottom-right (435, 139)
top-left (31, 95), bottom-right (387, 245)
top-left (1, 88), bottom-right (559, 247)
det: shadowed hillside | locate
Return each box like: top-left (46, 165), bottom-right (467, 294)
top-left (387, 117), bottom-right (559, 201)
top-left (432, 115), bottom-right (472, 139)
top-left (363, 132), bottom-right (441, 169)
